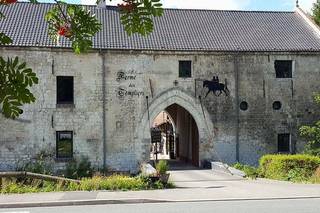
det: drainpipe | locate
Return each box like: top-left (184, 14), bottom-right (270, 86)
top-left (234, 51), bottom-right (240, 162)
top-left (100, 50), bottom-right (107, 172)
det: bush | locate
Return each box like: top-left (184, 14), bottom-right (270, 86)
top-left (155, 160), bottom-right (169, 175)
top-left (300, 121), bottom-right (320, 157)
top-left (80, 175), bottom-right (170, 191)
top-left (299, 93), bottom-right (320, 157)
top-left (1, 182), bottom-right (39, 194)
top-left (259, 154), bottom-right (320, 182)
top-left (17, 150), bottom-right (54, 175)
top-left (79, 175), bottom-right (147, 191)
top-left (232, 163), bottom-right (259, 179)
top-left (310, 167), bottom-right (320, 184)
top-left (65, 156), bottom-right (94, 179)
top-left (0, 179), bottom-right (60, 194)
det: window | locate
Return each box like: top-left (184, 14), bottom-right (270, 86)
top-left (240, 101), bottom-right (248, 111)
top-left (179, 61), bottom-right (192, 78)
top-left (275, 60), bottom-right (292, 78)
top-left (56, 131), bottom-right (73, 159)
top-left (273, 101), bottom-right (282, 110)
top-left (278, 133), bottom-right (290, 153)
top-left (57, 76), bottom-right (74, 104)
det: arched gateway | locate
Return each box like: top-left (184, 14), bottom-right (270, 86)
top-left (134, 88), bottom-right (214, 168)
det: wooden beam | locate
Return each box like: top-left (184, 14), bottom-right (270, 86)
top-left (0, 172), bottom-right (80, 184)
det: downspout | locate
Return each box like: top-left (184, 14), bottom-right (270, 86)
top-left (234, 51), bottom-right (240, 162)
top-left (100, 50), bottom-right (107, 172)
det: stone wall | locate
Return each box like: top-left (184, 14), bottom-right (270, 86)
top-left (0, 49), bottom-right (104, 171)
top-left (1, 48), bottom-right (319, 172)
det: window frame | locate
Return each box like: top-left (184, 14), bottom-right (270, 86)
top-left (274, 60), bottom-right (293, 78)
top-left (56, 76), bottom-right (74, 105)
top-left (56, 131), bottom-right (73, 160)
top-left (179, 60), bottom-right (192, 78)
top-left (277, 133), bottom-right (291, 153)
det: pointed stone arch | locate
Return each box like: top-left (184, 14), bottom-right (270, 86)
top-left (134, 88), bottom-right (214, 168)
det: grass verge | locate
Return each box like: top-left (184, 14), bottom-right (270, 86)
top-left (0, 175), bottom-right (175, 194)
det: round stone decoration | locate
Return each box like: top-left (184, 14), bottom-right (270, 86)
top-left (273, 101), bottom-right (282, 110)
top-left (240, 101), bottom-right (248, 111)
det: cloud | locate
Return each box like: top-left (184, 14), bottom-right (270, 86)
top-left (160, 0), bottom-right (248, 10)
top-left (80, 0), bottom-right (316, 12)
top-left (81, 0), bottom-right (248, 10)
top-left (299, 0), bottom-right (316, 12)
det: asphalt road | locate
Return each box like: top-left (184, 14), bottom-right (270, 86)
top-left (1, 198), bottom-right (320, 213)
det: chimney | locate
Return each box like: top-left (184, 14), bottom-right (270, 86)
top-left (97, 0), bottom-right (106, 9)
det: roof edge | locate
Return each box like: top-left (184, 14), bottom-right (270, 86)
top-left (295, 7), bottom-right (320, 36)
top-left (15, 1), bottom-right (295, 13)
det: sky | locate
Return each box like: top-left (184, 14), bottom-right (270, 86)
top-left (41, 0), bottom-right (316, 12)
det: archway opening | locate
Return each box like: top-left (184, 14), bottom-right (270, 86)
top-left (150, 103), bottom-right (199, 167)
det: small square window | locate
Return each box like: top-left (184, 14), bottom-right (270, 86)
top-left (179, 61), bottom-right (192, 78)
top-left (56, 131), bottom-right (73, 159)
top-left (57, 76), bottom-right (74, 104)
top-left (275, 60), bottom-right (292, 78)
top-left (278, 133), bottom-right (290, 153)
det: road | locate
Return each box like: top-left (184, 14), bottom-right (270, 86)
top-left (1, 198), bottom-right (320, 213)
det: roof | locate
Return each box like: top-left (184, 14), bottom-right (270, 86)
top-left (1, 2), bottom-right (320, 52)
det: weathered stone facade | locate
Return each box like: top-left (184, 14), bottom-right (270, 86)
top-left (1, 48), bottom-right (320, 172)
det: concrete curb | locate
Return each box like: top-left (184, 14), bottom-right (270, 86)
top-left (1, 196), bottom-right (320, 209)
top-left (0, 199), bottom-right (168, 209)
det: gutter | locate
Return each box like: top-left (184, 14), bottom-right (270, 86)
top-left (99, 50), bottom-right (107, 172)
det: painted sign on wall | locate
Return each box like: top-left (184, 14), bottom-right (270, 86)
top-left (116, 70), bottom-right (144, 99)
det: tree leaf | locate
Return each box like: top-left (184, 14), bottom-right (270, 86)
top-left (0, 56), bottom-right (38, 119)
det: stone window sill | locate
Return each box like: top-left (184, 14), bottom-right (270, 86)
top-left (55, 157), bottom-right (73, 162)
top-left (56, 103), bottom-right (75, 108)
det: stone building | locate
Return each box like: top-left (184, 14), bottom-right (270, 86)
top-left (0, 2), bottom-right (320, 172)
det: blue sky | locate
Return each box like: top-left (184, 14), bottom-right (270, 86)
top-left (244, 0), bottom-right (295, 11)
top-left (40, 0), bottom-right (316, 12)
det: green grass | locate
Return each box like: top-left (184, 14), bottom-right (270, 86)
top-left (0, 175), bottom-right (175, 194)
top-left (79, 175), bottom-right (148, 191)
top-left (232, 163), bottom-right (259, 179)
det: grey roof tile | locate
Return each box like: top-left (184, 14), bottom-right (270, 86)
top-left (1, 2), bottom-right (320, 52)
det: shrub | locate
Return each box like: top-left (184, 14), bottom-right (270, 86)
top-left (42, 181), bottom-right (58, 192)
top-left (80, 176), bottom-right (103, 191)
top-left (259, 154), bottom-right (320, 182)
top-left (65, 156), bottom-right (93, 179)
top-left (299, 93), bottom-right (320, 157)
top-left (310, 167), bottom-right (320, 184)
top-left (79, 175), bottom-right (149, 191)
top-left (1, 182), bottom-right (39, 194)
top-left (155, 160), bottom-right (169, 175)
top-left (17, 150), bottom-right (54, 175)
top-left (232, 163), bottom-right (259, 179)
top-left (300, 121), bottom-right (320, 157)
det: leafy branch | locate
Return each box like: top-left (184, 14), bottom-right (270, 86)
top-left (46, 1), bottom-right (102, 54)
top-left (0, 57), bottom-right (39, 119)
top-left (0, 0), bottom-right (163, 118)
top-left (118, 0), bottom-right (163, 35)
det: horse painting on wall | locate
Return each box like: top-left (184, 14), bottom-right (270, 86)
top-left (203, 76), bottom-right (230, 97)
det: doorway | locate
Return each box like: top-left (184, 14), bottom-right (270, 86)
top-left (150, 104), bottom-right (199, 167)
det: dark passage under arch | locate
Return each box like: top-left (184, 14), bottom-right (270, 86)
top-left (151, 103), bottom-right (199, 167)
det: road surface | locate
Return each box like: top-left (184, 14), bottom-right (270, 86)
top-left (1, 198), bottom-right (319, 213)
